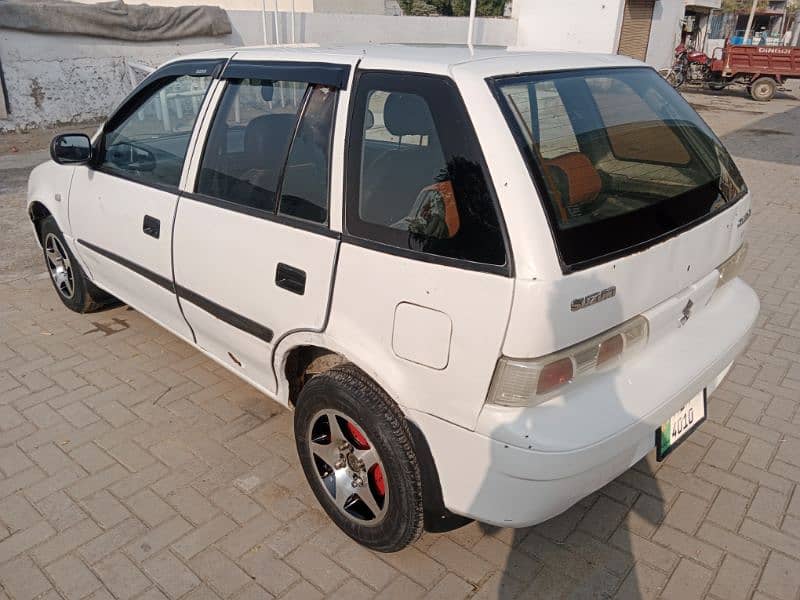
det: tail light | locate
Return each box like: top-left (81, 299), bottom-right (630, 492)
top-left (487, 315), bottom-right (649, 408)
top-left (715, 243), bottom-right (747, 292)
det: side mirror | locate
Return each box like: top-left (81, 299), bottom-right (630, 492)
top-left (50, 134), bottom-right (92, 165)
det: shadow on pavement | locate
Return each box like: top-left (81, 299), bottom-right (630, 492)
top-left (718, 105), bottom-right (800, 167)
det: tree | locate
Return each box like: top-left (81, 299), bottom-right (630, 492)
top-left (398, 0), bottom-right (506, 17)
top-left (720, 0), bottom-right (767, 12)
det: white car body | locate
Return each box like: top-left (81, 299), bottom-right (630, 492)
top-left (28, 44), bottom-right (759, 530)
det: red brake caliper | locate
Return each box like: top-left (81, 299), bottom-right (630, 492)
top-left (346, 422), bottom-right (385, 498)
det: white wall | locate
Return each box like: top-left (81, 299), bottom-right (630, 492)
top-left (71, 0), bottom-right (313, 14)
top-left (646, 0), bottom-right (684, 70)
top-left (0, 11), bottom-right (516, 131)
top-left (512, 0), bottom-right (625, 53)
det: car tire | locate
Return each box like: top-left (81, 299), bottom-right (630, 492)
top-left (749, 77), bottom-right (776, 102)
top-left (40, 216), bottom-right (116, 313)
top-left (294, 363), bottom-right (423, 552)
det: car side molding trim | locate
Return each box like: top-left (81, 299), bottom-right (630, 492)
top-left (76, 238), bottom-right (274, 344)
top-left (175, 285), bottom-right (275, 343)
top-left (77, 238), bottom-right (175, 292)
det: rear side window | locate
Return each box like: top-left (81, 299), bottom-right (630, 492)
top-left (345, 72), bottom-right (507, 270)
top-left (278, 86), bottom-right (337, 224)
top-left (492, 67), bottom-right (746, 269)
top-left (197, 79), bottom-right (307, 213)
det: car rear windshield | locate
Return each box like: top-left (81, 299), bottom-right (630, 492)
top-left (491, 67), bottom-right (746, 270)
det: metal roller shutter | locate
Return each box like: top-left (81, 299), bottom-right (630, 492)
top-left (617, 0), bottom-right (655, 62)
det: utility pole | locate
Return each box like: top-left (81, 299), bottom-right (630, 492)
top-left (744, 0), bottom-right (759, 44)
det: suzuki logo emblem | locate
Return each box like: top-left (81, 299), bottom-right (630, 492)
top-left (680, 299), bottom-right (694, 327)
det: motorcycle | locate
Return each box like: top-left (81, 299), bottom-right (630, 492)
top-left (664, 43), bottom-right (715, 89)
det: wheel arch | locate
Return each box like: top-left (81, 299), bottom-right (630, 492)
top-left (275, 333), bottom-right (469, 533)
top-left (28, 201), bottom-right (53, 245)
top-left (274, 332), bottom-right (402, 410)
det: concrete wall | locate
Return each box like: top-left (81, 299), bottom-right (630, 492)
top-left (512, 0), bottom-right (625, 53)
top-left (0, 11), bottom-right (515, 131)
top-left (646, 0), bottom-right (685, 70)
top-left (81, 0), bottom-right (311, 13)
top-left (71, 0), bottom-right (389, 14)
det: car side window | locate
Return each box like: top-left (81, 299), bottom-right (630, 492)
top-left (197, 79), bottom-right (307, 213)
top-left (100, 74), bottom-right (213, 188)
top-left (345, 72), bottom-right (507, 269)
top-left (278, 85), bottom-right (337, 224)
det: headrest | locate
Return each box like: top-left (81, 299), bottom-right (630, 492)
top-left (260, 81), bottom-right (274, 102)
top-left (243, 113), bottom-right (297, 159)
top-left (383, 92), bottom-right (435, 137)
top-left (543, 152), bottom-right (602, 217)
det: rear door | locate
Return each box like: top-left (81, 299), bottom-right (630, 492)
top-left (174, 60), bottom-right (352, 393)
top-left (69, 60), bottom-right (221, 340)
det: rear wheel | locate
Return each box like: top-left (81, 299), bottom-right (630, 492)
top-left (294, 364), bottom-right (423, 552)
top-left (749, 77), bottom-right (776, 101)
top-left (708, 82), bottom-right (726, 91)
top-left (40, 216), bottom-right (116, 313)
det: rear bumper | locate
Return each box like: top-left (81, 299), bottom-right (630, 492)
top-left (410, 278), bottom-right (758, 527)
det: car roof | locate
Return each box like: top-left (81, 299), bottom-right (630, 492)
top-left (173, 43), bottom-right (644, 77)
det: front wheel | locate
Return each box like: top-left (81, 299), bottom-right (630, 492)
top-left (667, 69), bottom-right (685, 89)
top-left (294, 364), bottom-right (423, 552)
top-left (40, 216), bottom-right (115, 313)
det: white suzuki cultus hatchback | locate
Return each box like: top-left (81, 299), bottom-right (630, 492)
top-left (28, 44), bottom-right (759, 552)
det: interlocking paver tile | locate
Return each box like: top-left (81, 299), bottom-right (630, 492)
top-left (172, 514), bottom-right (236, 560)
top-left (82, 490), bottom-right (131, 528)
top-left (379, 574), bottom-right (425, 600)
top-left (333, 543), bottom-right (398, 590)
top-left (0, 445), bottom-right (34, 476)
top-left (30, 518), bottom-right (102, 565)
top-left (190, 549), bottom-right (251, 597)
top-left (240, 546), bottom-right (300, 597)
top-left (94, 552), bottom-right (151, 600)
top-left (45, 554), bottom-right (103, 600)
top-left (0, 493), bottom-right (42, 533)
top-left (709, 554), bottom-right (760, 600)
top-left (126, 489), bottom-right (176, 527)
top-left (0, 555), bottom-right (52, 600)
top-left (758, 552), bottom-right (800, 600)
top-left (143, 550), bottom-right (201, 599)
top-left (661, 558), bottom-right (712, 600)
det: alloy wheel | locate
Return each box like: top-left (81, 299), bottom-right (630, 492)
top-left (44, 233), bottom-right (75, 300)
top-left (307, 409), bottom-right (388, 524)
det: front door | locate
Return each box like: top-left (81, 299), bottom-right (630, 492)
top-left (173, 61), bottom-right (352, 393)
top-left (69, 61), bottom-right (220, 339)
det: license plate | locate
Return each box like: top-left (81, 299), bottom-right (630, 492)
top-left (656, 390), bottom-right (707, 461)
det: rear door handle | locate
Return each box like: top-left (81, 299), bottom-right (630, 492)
top-left (143, 215), bottom-right (160, 239)
top-left (275, 263), bottom-right (306, 295)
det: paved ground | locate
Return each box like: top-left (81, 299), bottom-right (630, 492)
top-left (1, 86), bottom-right (800, 600)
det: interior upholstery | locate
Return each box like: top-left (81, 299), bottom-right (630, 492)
top-left (543, 152), bottom-right (602, 220)
top-left (360, 92), bottom-right (445, 226)
top-left (242, 113), bottom-right (297, 174)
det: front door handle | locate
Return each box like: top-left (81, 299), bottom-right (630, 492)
top-left (275, 263), bottom-right (306, 295)
top-left (143, 215), bottom-right (160, 239)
